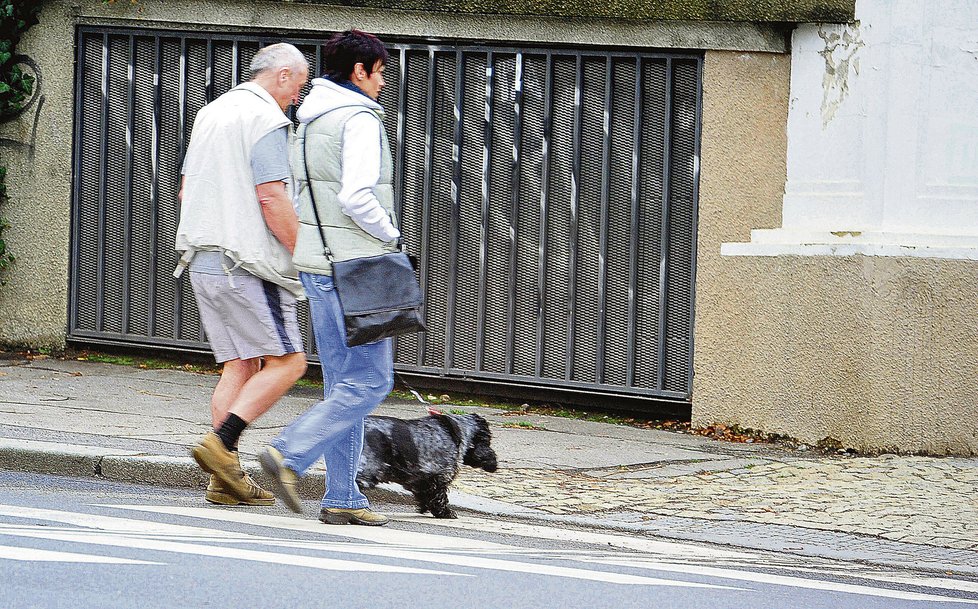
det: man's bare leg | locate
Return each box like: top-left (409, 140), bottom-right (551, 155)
top-left (211, 358), bottom-right (261, 428)
top-left (227, 351), bottom-right (307, 423)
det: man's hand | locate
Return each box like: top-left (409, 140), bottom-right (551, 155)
top-left (256, 181), bottom-right (298, 254)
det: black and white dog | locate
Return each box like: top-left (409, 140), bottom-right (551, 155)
top-left (357, 413), bottom-right (498, 518)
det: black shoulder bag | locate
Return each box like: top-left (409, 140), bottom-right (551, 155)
top-left (301, 125), bottom-right (426, 347)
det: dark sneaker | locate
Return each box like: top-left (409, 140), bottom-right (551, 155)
top-left (258, 447), bottom-right (303, 514)
top-left (205, 473), bottom-right (275, 506)
top-left (191, 432), bottom-right (252, 502)
top-left (319, 507), bottom-right (390, 526)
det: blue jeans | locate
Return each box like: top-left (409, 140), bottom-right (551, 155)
top-left (271, 272), bottom-right (394, 509)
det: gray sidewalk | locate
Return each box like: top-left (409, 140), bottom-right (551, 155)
top-left (1, 352), bottom-right (977, 576)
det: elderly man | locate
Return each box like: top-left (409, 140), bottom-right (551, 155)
top-left (175, 43), bottom-right (309, 506)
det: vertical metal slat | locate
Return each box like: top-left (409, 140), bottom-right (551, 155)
top-left (446, 50), bottom-right (464, 370)
top-left (596, 56), bottom-right (612, 384)
top-left (626, 57), bottom-right (643, 389)
top-left (231, 39), bottom-right (240, 85)
top-left (565, 54), bottom-right (583, 381)
top-left (535, 52), bottom-right (553, 379)
top-left (205, 39), bottom-right (214, 102)
top-left (121, 35), bottom-right (136, 335)
top-left (195, 35), bottom-right (215, 342)
top-left (418, 48), bottom-right (437, 367)
top-left (147, 36), bottom-right (164, 337)
top-left (393, 47), bottom-right (408, 228)
top-left (391, 47), bottom-right (408, 364)
top-left (476, 51), bottom-right (494, 373)
top-left (173, 37), bottom-right (188, 340)
top-left (656, 59), bottom-right (674, 391)
top-left (96, 33), bottom-right (109, 333)
top-left (506, 52), bottom-right (523, 375)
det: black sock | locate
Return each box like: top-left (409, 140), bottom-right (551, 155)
top-left (215, 413), bottom-right (247, 452)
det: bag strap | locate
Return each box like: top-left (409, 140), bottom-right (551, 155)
top-left (300, 123), bottom-right (335, 262)
top-left (299, 111), bottom-right (404, 261)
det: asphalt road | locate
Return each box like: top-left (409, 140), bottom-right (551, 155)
top-left (0, 471), bottom-right (975, 609)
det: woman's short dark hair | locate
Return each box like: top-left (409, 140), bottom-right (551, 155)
top-left (321, 30), bottom-right (389, 82)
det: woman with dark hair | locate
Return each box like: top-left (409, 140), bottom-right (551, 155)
top-left (259, 30), bottom-right (398, 526)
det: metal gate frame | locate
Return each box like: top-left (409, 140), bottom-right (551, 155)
top-left (67, 25), bottom-right (702, 411)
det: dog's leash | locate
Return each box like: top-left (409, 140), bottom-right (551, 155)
top-left (394, 370), bottom-right (443, 416)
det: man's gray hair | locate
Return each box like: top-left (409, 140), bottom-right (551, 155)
top-left (249, 43), bottom-right (308, 78)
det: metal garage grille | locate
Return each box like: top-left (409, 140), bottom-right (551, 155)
top-left (69, 26), bottom-right (702, 405)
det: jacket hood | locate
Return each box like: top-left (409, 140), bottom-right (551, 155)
top-left (296, 77), bottom-right (383, 124)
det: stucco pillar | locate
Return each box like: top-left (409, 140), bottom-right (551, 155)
top-left (722, 0), bottom-right (978, 259)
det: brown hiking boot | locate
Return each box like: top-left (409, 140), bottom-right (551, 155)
top-left (258, 447), bottom-right (303, 514)
top-left (319, 507), bottom-right (390, 526)
top-left (191, 432), bottom-right (251, 502)
top-left (205, 472), bottom-right (275, 506)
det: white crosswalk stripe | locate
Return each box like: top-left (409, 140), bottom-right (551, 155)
top-left (775, 566), bottom-right (978, 596)
top-left (0, 544), bottom-right (161, 565)
top-left (0, 524), bottom-right (453, 575)
top-left (588, 557), bottom-right (978, 604)
top-left (0, 502), bottom-right (975, 603)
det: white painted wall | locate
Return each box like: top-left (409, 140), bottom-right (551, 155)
top-left (723, 0), bottom-right (978, 260)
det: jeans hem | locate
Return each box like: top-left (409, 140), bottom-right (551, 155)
top-left (320, 499), bottom-right (370, 509)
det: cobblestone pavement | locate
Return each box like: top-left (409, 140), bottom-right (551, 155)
top-left (453, 455), bottom-right (978, 551)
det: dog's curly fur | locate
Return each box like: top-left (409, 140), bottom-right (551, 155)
top-left (357, 413), bottom-right (498, 518)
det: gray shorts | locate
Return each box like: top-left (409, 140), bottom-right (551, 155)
top-left (189, 257), bottom-right (304, 363)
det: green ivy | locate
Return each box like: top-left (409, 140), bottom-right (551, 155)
top-left (0, 1), bottom-right (41, 284)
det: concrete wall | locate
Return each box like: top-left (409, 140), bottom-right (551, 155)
top-left (693, 252), bottom-right (978, 455)
top-left (0, 2), bottom-right (74, 348)
top-left (284, 0), bottom-right (856, 23)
